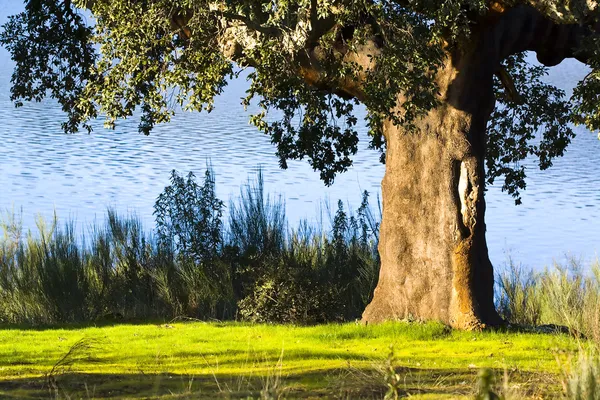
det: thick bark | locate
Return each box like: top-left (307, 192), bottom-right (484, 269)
top-left (362, 46), bottom-right (503, 329)
top-left (361, 5), bottom-right (593, 329)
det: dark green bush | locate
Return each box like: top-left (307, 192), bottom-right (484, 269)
top-left (0, 167), bottom-right (381, 325)
top-left (153, 168), bottom-right (235, 319)
top-left (154, 168), bottom-right (224, 263)
top-left (236, 195), bottom-right (380, 324)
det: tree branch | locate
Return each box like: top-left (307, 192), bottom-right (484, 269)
top-left (485, 4), bottom-right (595, 67)
top-left (217, 11), bottom-right (281, 37)
top-left (306, 0), bottom-right (338, 47)
top-left (496, 67), bottom-right (524, 104)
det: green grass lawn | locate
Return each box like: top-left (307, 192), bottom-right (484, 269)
top-left (0, 321), bottom-right (584, 399)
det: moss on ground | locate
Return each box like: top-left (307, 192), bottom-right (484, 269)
top-left (0, 321), bottom-right (583, 398)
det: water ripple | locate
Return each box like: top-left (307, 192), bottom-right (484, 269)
top-left (0, 4), bottom-right (599, 269)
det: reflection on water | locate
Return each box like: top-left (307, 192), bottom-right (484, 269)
top-left (0, 1), bottom-right (598, 270)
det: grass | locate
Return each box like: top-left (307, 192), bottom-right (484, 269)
top-left (0, 169), bottom-right (380, 325)
top-left (0, 321), bottom-right (585, 399)
top-left (497, 258), bottom-right (600, 342)
top-left (2, 168), bottom-right (600, 398)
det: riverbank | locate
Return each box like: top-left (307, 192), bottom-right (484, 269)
top-left (0, 169), bottom-right (381, 326)
top-left (0, 321), bottom-right (587, 399)
top-left (2, 169), bottom-right (600, 340)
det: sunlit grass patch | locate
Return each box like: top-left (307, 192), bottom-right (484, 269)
top-left (0, 321), bottom-right (582, 398)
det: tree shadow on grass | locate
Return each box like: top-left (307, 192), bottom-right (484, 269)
top-left (0, 367), bottom-right (560, 399)
top-left (0, 348), bottom-right (376, 376)
top-left (0, 318), bottom-right (218, 332)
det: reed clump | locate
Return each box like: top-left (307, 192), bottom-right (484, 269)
top-left (497, 257), bottom-right (600, 342)
top-left (563, 350), bottom-right (600, 400)
top-left (0, 167), bottom-right (380, 325)
top-left (2, 165), bottom-right (599, 337)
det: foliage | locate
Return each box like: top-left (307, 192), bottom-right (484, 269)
top-left (154, 168), bottom-right (224, 264)
top-left (572, 35), bottom-right (600, 134)
top-left (229, 178), bottom-right (380, 324)
top-left (0, 211), bottom-right (166, 323)
top-left (154, 168), bottom-right (235, 319)
top-left (0, 168), bottom-right (379, 325)
top-left (487, 53), bottom-right (574, 203)
top-left (2, 0), bottom-right (596, 197)
top-left (5, 167), bottom-right (599, 330)
top-left (0, 171), bottom-right (237, 323)
top-left (0, 0), bottom-right (95, 133)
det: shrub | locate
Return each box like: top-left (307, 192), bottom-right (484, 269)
top-left (153, 168), bottom-right (234, 320)
top-left (154, 168), bottom-right (224, 263)
top-left (236, 193), bottom-right (380, 324)
top-left (0, 167), bottom-right (381, 325)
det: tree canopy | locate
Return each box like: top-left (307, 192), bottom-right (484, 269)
top-left (1, 0), bottom-right (599, 200)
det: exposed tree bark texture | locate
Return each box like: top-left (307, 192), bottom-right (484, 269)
top-left (362, 45), bottom-right (503, 329)
top-left (180, 3), bottom-right (595, 329)
top-left (362, 5), bottom-right (591, 329)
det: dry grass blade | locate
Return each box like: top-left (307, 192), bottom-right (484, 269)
top-left (46, 337), bottom-right (99, 397)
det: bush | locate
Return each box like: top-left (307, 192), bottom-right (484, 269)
top-left (154, 168), bottom-right (224, 263)
top-left (154, 168), bottom-right (235, 319)
top-left (0, 167), bottom-right (381, 325)
top-left (236, 194), bottom-right (380, 324)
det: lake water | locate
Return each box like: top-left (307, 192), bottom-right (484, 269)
top-left (0, 0), bottom-right (599, 270)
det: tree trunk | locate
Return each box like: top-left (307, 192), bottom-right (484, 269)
top-left (362, 47), bottom-right (504, 329)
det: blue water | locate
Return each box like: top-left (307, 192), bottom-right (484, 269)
top-left (0, 0), bottom-right (599, 270)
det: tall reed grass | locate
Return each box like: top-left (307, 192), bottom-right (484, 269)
top-left (564, 350), bottom-right (600, 400)
top-left (497, 257), bottom-right (600, 341)
top-left (2, 165), bottom-right (599, 334)
top-left (0, 168), bottom-right (380, 325)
